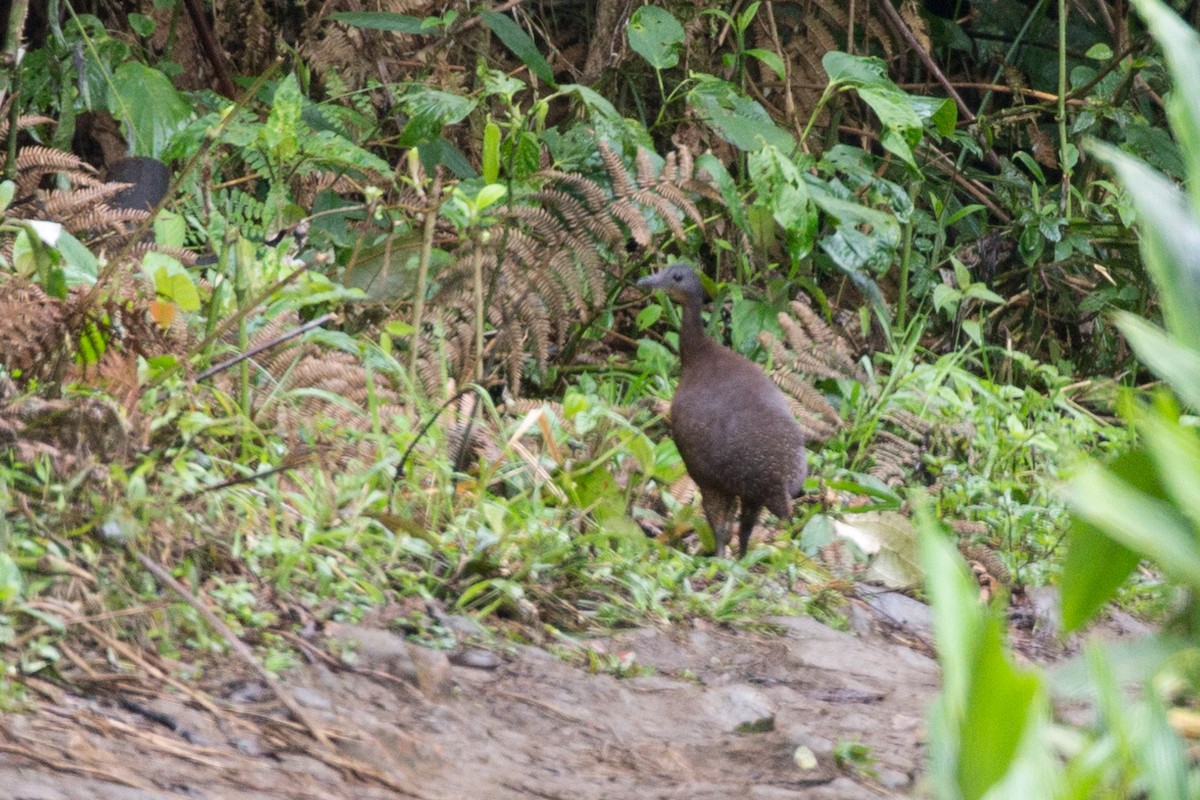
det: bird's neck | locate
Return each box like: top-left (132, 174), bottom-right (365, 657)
top-left (678, 294), bottom-right (715, 371)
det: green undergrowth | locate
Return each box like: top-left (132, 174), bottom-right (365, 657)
top-left (0, 322), bottom-right (1127, 694)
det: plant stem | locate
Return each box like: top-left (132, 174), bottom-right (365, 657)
top-left (472, 244), bottom-right (485, 382)
top-left (2, 0), bottom-right (28, 181)
top-left (1057, 0), bottom-right (1072, 217)
top-left (410, 167), bottom-right (441, 375)
top-left (897, 216), bottom-right (915, 332)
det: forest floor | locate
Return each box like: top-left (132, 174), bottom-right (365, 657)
top-left (0, 588), bottom-right (1148, 800)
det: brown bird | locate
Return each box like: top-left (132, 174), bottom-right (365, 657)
top-left (638, 263), bottom-right (808, 557)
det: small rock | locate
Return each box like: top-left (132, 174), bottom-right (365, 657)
top-left (326, 623), bottom-right (452, 696)
top-left (793, 745), bottom-right (818, 770)
top-left (410, 644), bottom-right (453, 697)
top-left (449, 648), bottom-right (502, 670)
top-left (702, 685), bottom-right (776, 734)
top-left (783, 728), bottom-right (834, 757)
top-left (442, 614), bottom-right (486, 639)
top-left (861, 590), bottom-right (932, 636)
top-left (877, 766), bottom-right (911, 790)
top-left (289, 686), bottom-right (333, 711)
top-left (327, 624), bottom-right (415, 678)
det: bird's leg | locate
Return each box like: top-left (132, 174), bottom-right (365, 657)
top-left (737, 501), bottom-right (764, 557)
top-left (702, 493), bottom-right (737, 558)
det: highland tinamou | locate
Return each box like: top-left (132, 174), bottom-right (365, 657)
top-left (638, 263), bottom-right (808, 558)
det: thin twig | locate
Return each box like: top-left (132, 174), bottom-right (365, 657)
top-left (874, 0), bottom-right (974, 124)
top-left (193, 312), bottom-right (336, 383)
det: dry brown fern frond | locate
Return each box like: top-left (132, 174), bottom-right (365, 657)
top-left (0, 265), bottom-right (184, 393)
top-left (0, 114), bottom-right (56, 143)
top-left (0, 281), bottom-right (72, 382)
top-left (211, 311), bottom-right (413, 465)
top-left (9, 146), bottom-right (100, 200)
top-left (2, 142), bottom-right (163, 257)
top-left (757, 297), bottom-right (943, 486)
top-left (417, 142), bottom-right (717, 396)
top-left (757, 298), bottom-right (865, 440)
top-left (603, 141), bottom-right (706, 243)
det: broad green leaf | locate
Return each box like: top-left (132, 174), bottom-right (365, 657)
top-left (958, 615), bottom-right (1040, 800)
top-left (474, 183), bottom-right (507, 211)
top-left (1138, 691), bottom-right (1192, 800)
top-left (918, 515), bottom-right (983, 715)
top-left (908, 95), bottom-right (958, 136)
top-left (399, 89), bottom-right (478, 148)
top-left (110, 62), bottom-right (192, 158)
top-left (745, 48), bottom-right (786, 80)
top-left (688, 76), bottom-right (795, 152)
top-left (1064, 459), bottom-right (1200, 592)
top-left (482, 11), bottom-right (555, 84)
top-left (830, 511), bottom-right (922, 588)
top-left (920, 518), bottom-right (1041, 800)
top-left (858, 86), bottom-right (922, 169)
top-left (482, 121), bottom-right (500, 183)
top-left (0, 180), bottom-right (12, 213)
top-left (54, 229), bottom-right (100, 286)
top-left (1130, 0), bottom-right (1200, 202)
top-left (1140, 411), bottom-right (1200, 531)
top-left (1114, 312), bottom-right (1200, 409)
top-left (330, 11), bottom-right (427, 32)
top-left (822, 51), bottom-right (891, 89)
top-left (696, 153), bottom-right (749, 235)
top-left (625, 431), bottom-right (656, 475)
top-left (798, 514), bottom-right (835, 552)
top-left (961, 318), bottom-right (982, 345)
top-left (555, 84), bottom-right (622, 122)
top-left (0, 553), bottom-right (23, 604)
top-left (931, 284), bottom-right (960, 316)
top-left (1091, 142), bottom-right (1200, 351)
top-left (154, 209), bottom-right (187, 249)
top-left (128, 12), bottom-right (155, 36)
top-left (858, 86), bottom-right (922, 133)
top-left (418, 138), bottom-right (475, 178)
top-left (261, 73), bottom-right (303, 162)
top-left (1060, 515), bottom-right (1140, 632)
top-left (385, 321), bottom-right (416, 336)
top-left (627, 6), bottom-right (684, 70)
top-left (748, 147), bottom-right (817, 260)
top-left (635, 304), bottom-right (663, 329)
top-left (144, 252), bottom-right (200, 311)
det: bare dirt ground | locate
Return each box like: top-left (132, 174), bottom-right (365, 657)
top-left (0, 590), bottom-right (1147, 800)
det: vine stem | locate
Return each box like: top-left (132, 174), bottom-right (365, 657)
top-left (410, 166), bottom-right (441, 376)
top-left (1058, 0), bottom-right (1072, 217)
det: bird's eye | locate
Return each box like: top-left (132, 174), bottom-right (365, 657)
top-left (673, 273), bottom-right (682, 282)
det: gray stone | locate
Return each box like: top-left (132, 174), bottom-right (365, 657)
top-left (861, 590), bottom-right (933, 636)
top-left (877, 766), bottom-right (912, 789)
top-left (289, 686), bottom-right (333, 710)
top-left (701, 684), bottom-right (777, 733)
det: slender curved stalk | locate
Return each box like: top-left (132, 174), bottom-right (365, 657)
top-left (2, 0), bottom-right (28, 181)
top-left (410, 167), bottom-right (441, 375)
top-left (1058, 0), bottom-right (1072, 217)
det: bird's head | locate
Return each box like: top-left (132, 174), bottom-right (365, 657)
top-left (636, 262), bottom-right (707, 304)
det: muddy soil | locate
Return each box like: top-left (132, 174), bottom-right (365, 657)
top-left (0, 591), bottom-right (1147, 800)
